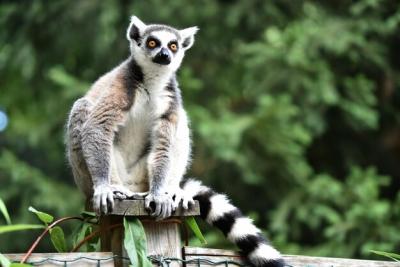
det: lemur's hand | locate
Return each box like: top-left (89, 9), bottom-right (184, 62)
top-left (145, 190), bottom-right (175, 220)
top-left (172, 188), bottom-right (195, 210)
top-left (93, 184), bottom-right (115, 215)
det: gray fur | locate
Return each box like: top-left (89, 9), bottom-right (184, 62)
top-left (66, 16), bottom-right (197, 217)
top-left (66, 16), bottom-right (285, 266)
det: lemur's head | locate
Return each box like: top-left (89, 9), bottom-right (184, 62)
top-left (127, 16), bottom-right (198, 73)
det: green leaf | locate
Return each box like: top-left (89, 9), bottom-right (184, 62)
top-left (90, 238), bottom-right (101, 252)
top-left (0, 198), bottom-right (12, 225)
top-left (123, 217), bottom-right (152, 267)
top-left (50, 226), bottom-right (67, 252)
top-left (185, 217), bottom-right (207, 244)
top-left (81, 211), bottom-right (96, 218)
top-left (0, 224), bottom-right (44, 234)
top-left (371, 250), bottom-right (400, 262)
top-left (10, 263), bottom-right (33, 267)
top-left (28, 207), bottom-right (53, 224)
top-left (73, 222), bottom-right (90, 251)
top-left (0, 253), bottom-right (11, 267)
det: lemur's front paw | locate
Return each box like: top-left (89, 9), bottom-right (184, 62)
top-left (145, 191), bottom-right (174, 220)
top-left (172, 188), bottom-right (195, 210)
top-left (93, 184), bottom-right (115, 215)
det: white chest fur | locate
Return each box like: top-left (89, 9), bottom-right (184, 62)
top-left (112, 76), bottom-right (171, 190)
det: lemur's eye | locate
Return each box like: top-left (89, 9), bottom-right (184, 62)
top-left (147, 40), bottom-right (157, 48)
top-left (169, 43), bottom-right (178, 52)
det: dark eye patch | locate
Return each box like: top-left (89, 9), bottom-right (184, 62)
top-left (146, 36), bottom-right (161, 49)
top-left (168, 40), bottom-right (179, 52)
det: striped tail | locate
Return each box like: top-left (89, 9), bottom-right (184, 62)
top-left (182, 179), bottom-right (285, 267)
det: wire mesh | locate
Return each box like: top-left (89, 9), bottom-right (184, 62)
top-left (19, 254), bottom-right (319, 267)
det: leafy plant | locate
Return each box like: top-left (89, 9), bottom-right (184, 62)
top-left (185, 217), bottom-right (207, 244)
top-left (0, 224), bottom-right (44, 234)
top-left (371, 250), bottom-right (400, 262)
top-left (0, 199), bottom-right (44, 235)
top-left (28, 207), bottom-right (54, 225)
top-left (0, 198), bottom-right (11, 225)
top-left (49, 226), bottom-right (67, 253)
top-left (123, 217), bottom-right (153, 267)
top-left (0, 253), bottom-right (11, 267)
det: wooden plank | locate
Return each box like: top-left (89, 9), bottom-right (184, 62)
top-left (184, 247), bottom-right (242, 257)
top-left (4, 252), bottom-right (114, 267)
top-left (183, 247), bottom-right (400, 267)
top-left (109, 199), bottom-right (200, 217)
top-left (283, 255), bottom-right (400, 267)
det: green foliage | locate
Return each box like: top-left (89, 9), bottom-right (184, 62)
top-left (0, 0), bottom-right (399, 258)
top-left (28, 207), bottom-right (54, 225)
top-left (185, 217), bottom-right (207, 245)
top-left (0, 224), bottom-right (44, 234)
top-left (123, 217), bottom-right (152, 267)
top-left (49, 226), bottom-right (67, 253)
top-left (371, 250), bottom-right (400, 262)
top-left (0, 253), bottom-right (11, 267)
top-left (0, 198), bottom-right (12, 225)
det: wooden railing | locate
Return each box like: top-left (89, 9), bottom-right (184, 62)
top-left (4, 199), bottom-right (398, 267)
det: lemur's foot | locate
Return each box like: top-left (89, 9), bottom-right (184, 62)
top-left (145, 190), bottom-right (175, 220)
top-left (93, 184), bottom-right (116, 215)
top-left (172, 188), bottom-right (195, 210)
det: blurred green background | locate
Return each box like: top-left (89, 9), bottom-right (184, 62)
top-left (1, 0), bottom-right (400, 259)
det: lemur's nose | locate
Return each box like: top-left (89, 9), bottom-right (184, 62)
top-left (153, 48), bottom-right (171, 65)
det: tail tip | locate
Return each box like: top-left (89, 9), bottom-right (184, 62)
top-left (262, 258), bottom-right (286, 267)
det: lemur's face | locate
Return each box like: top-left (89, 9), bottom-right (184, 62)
top-left (127, 16), bottom-right (198, 73)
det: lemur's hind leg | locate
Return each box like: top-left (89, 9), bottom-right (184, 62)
top-left (67, 98), bottom-right (93, 198)
top-left (67, 98), bottom-right (137, 211)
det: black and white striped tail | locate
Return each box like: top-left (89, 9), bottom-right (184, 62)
top-left (182, 179), bottom-right (285, 267)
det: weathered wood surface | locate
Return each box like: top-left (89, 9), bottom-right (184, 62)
top-left (283, 254), bottom-right (400, 267)
top-left (99, 199), bottom-right (200, 267)
top-left (4, 252), bottom-right (114, 267)
top-left (109, 199), bottom-right (200, 216)
top-left (142, 221), bottom-right (181, 258)
top-left (183, 247), bottom-right (400, 267)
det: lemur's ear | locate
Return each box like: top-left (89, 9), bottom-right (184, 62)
top-left (180, 26), bottom-right (199, 50)
top-left (127, 16), bottom-right (146, 43)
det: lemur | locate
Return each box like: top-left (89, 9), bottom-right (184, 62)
top-left (66, 16), bottom-right (285, 267)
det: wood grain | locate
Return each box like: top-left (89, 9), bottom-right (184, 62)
top-left (98, 199), bottom-right (199, 267)
top-left (109, 199), bottom-right (200, 216)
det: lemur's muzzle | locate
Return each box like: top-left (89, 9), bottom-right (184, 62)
top-left (152, 48), bottom-right (171, 65)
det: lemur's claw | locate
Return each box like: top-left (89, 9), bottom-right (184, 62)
top-left (145, 191), bottom-right (174, 220)
top-left (172, 188), bottom-right (195, 210)
top-left (93, 184), bottom-right (115, 215)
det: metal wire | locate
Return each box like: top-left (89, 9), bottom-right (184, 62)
top-left (21, 254), bottom-right (310, 267)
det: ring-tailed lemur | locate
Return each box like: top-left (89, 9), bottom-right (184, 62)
top-left (66, 16), bottom-right (285, 267)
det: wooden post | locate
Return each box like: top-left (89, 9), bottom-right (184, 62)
top-left (99, 199), bottom-right (200, 267)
